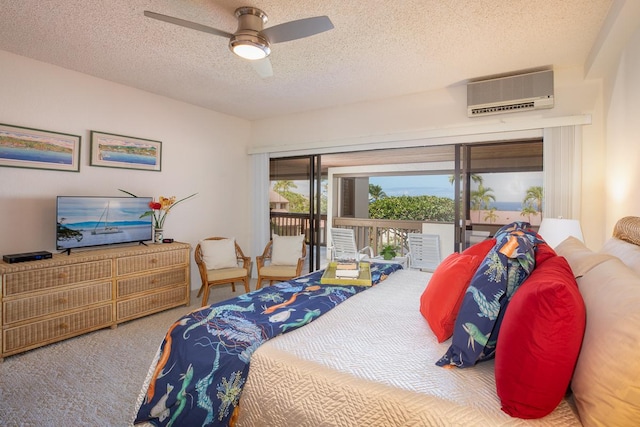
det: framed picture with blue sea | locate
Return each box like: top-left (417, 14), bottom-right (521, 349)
top-left (90, 130), bottom-right (162, 171)
top-left (0, 122), bottom-right (81, 172)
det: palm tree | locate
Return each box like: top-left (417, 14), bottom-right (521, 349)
top-left (448, 174), bottom-right (484, 186)
top-left (273, 180), bottom-right (296, 194)
top-left (523, 186), bottom-right (544, 218)
top-left (471, 184), bottom-right (496, 222)
top-left (484, 207), bottom-right (498, 224)
top-left (520, 205), bottom-right (538, 223)
top-left (369, 184), bottom-right (387, 202)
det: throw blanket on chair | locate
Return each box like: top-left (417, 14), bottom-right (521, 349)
top-left (134, 262), bottom-right (402, 427)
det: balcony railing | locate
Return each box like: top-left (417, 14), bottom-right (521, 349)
top-left (270, 212), bottom-right (328, 246)
top-left (332, 217), bottom-right (425, 256)
top-left (269, 212), bottom-right (429, 256)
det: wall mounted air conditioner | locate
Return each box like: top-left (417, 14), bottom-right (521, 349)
top-left (467, 69), bottom-right (554, 117)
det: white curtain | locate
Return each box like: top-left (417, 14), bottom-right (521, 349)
top-left (250, 153), bottom-right (270, 276)
top-left (543, 126), bottom-right (582, 219)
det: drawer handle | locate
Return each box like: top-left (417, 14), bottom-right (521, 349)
top-left (57, 272), bottom-right (69, 279)
top-left (57, 297), bottom-right (68, 304)
top-left (58, 323), bottom-right (69, 330)
top-left (151, 278), bottom-right (158, 284)
top-left (150, 298), bottom-right (158, 304)
top-left (150, 258), bottom-right (158, 264)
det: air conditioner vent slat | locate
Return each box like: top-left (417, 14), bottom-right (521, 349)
top-left (467, 70), bottom-right (554, 117)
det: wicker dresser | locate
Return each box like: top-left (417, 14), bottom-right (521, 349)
top-left (0, 242), bottom-right (190, 360)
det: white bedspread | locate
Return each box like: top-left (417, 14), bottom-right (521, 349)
top-left (236, 269), bottom-right (581, 427)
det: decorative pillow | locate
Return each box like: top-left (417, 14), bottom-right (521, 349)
top-left (437, 227), bottom-right (536, 368)
top-left (462, 237), bottom-right (496, 258)
top-left (599, 236), bottom-right (640, 276)
top-left (419, 253), bottom-right (483, 342)
top-left (571, 256), bottom-right (640, 425)
top-left (554, 236), bottom-right (614, 278)
top-left (534, 242), bottom-right (556, 266)
top-left (495, 256), bottom-right (586, 419)
top-left (271, 234), bottom-right (304, 266)
top-left (200, 238), bottom-right (238, 270)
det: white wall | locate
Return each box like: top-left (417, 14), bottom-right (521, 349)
top-left (0, 51), bottom-right (252, 289)
top-left (603, 26), bottom-right (640, 236)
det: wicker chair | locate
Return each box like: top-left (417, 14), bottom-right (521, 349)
top-left (195, 237), bottom-right (251, 306)
top-left (255, 236), bottom-right (307, 290)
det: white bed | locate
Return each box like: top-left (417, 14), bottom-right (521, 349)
top-left (236, 269), bottom-right (581, 426)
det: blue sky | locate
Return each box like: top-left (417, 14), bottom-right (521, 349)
top-left (370, 175), bottom-right (453, 198)
top-left (371, 172), bottom-right (543, 202)
top-left (277, 171), bottom-right (542, 204)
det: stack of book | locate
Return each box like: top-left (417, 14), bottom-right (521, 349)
top-left (335, 260), bottom-right (360, 278)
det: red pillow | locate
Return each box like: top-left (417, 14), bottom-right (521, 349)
top-left (495, 256), bottom-right (586, 419)
top-left (462, 237), bottom-right (496, 258)
top-left (419, 253), bottom-right (482, 342)
top-left (534, 242), bottom-right (557, 266)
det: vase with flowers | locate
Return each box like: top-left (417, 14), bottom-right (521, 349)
top-left (120, 190), bottom-right (197, 243)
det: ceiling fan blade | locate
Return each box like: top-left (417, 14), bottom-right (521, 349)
top-left (250, 58), bottom-right (273, 78)
top-left (262, 16), bottom-right (333, 43)
top-left (143, 11), bottom-right (233, 39)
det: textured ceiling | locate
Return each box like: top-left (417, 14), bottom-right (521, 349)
top-left (0, 0), bottom-right (613, 120)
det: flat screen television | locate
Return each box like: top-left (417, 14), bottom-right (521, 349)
top-left (56, 196), bottom-right (153, 252)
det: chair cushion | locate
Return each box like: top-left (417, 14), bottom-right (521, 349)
top-left (207, 267), bottom-right (248, 281)
top-left (259, 264), bottom-right (298, 277)
top-left (495, 255), bottom-right (585, 419)
top-left (419, 252), bottom-right (482, 342)
top-left (271, 234), bottom-right (304, 266)
top-left (200, 238), bottom-right (238, 270)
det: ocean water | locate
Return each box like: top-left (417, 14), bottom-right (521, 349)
top-left (489, 201), bottom-right (523, 211)
top-left (99, 151), bottom-right (156, 166)
top-left (0, 146), bottom-right (72, 164)
top-left (57, 223), bottom-right (152, 250)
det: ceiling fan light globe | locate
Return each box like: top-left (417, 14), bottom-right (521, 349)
top-left (231, 41), bottom-right (271, 61)
top-left (229, 34), bottom-right (271, 60)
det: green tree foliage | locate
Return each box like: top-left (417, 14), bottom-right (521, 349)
top-left (369, 195), bottom-right (455, 222)
top-left (280, 191), bottom-right (310, 213)
top-left (523, 186), bottom-right (544, 216)
top-left (369, 184), bottom-right (387, 202)
top-left (273, 180), bottom-right (296, 193)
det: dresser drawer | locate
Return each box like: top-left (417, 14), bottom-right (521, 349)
top-left (116, 249), bottom-right (187, 276)
top-left (117, 268), bottom-right (187, 298)
top-left (117, 286), bottom-right (188, 322)
top-left (2, 303), bottom-right (113, 355)
top-left (3, 281), bottom-right (113, 325)
top-left (3, 260), bottom-right (112, 297)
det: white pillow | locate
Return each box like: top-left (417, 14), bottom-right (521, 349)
top-left (599, 237), bottom-right (640, 276)
top-left (271, 234), bottom-right (304, 266)
top-left (200, 239), bottom-right (238, 270)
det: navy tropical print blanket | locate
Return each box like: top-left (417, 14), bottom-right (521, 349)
top-left (134, 262), bottom-right (402, 427)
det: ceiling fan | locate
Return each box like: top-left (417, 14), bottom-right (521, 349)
top-left (143, 7), bottom-right (334, 77)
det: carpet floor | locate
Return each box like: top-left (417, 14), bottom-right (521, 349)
top-left (0, 284), bottom-right (247, 427)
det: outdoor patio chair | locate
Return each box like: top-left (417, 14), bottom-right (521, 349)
top-left (329, 227), bottom-right (373, 261)
top-left (407, 233), bottom-right (441, 272)
top-left (255, 234), bottom-right (307, 289)
top-left (195, 237), bottom-right (251, 306)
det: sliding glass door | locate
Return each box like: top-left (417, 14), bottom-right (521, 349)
top-left (269, 156), bottom-right (324, 272)
top-left (268, 139), bottom-right (544, 271)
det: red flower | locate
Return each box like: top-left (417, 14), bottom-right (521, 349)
top-left (149, 201), bottom-right (162, 210)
